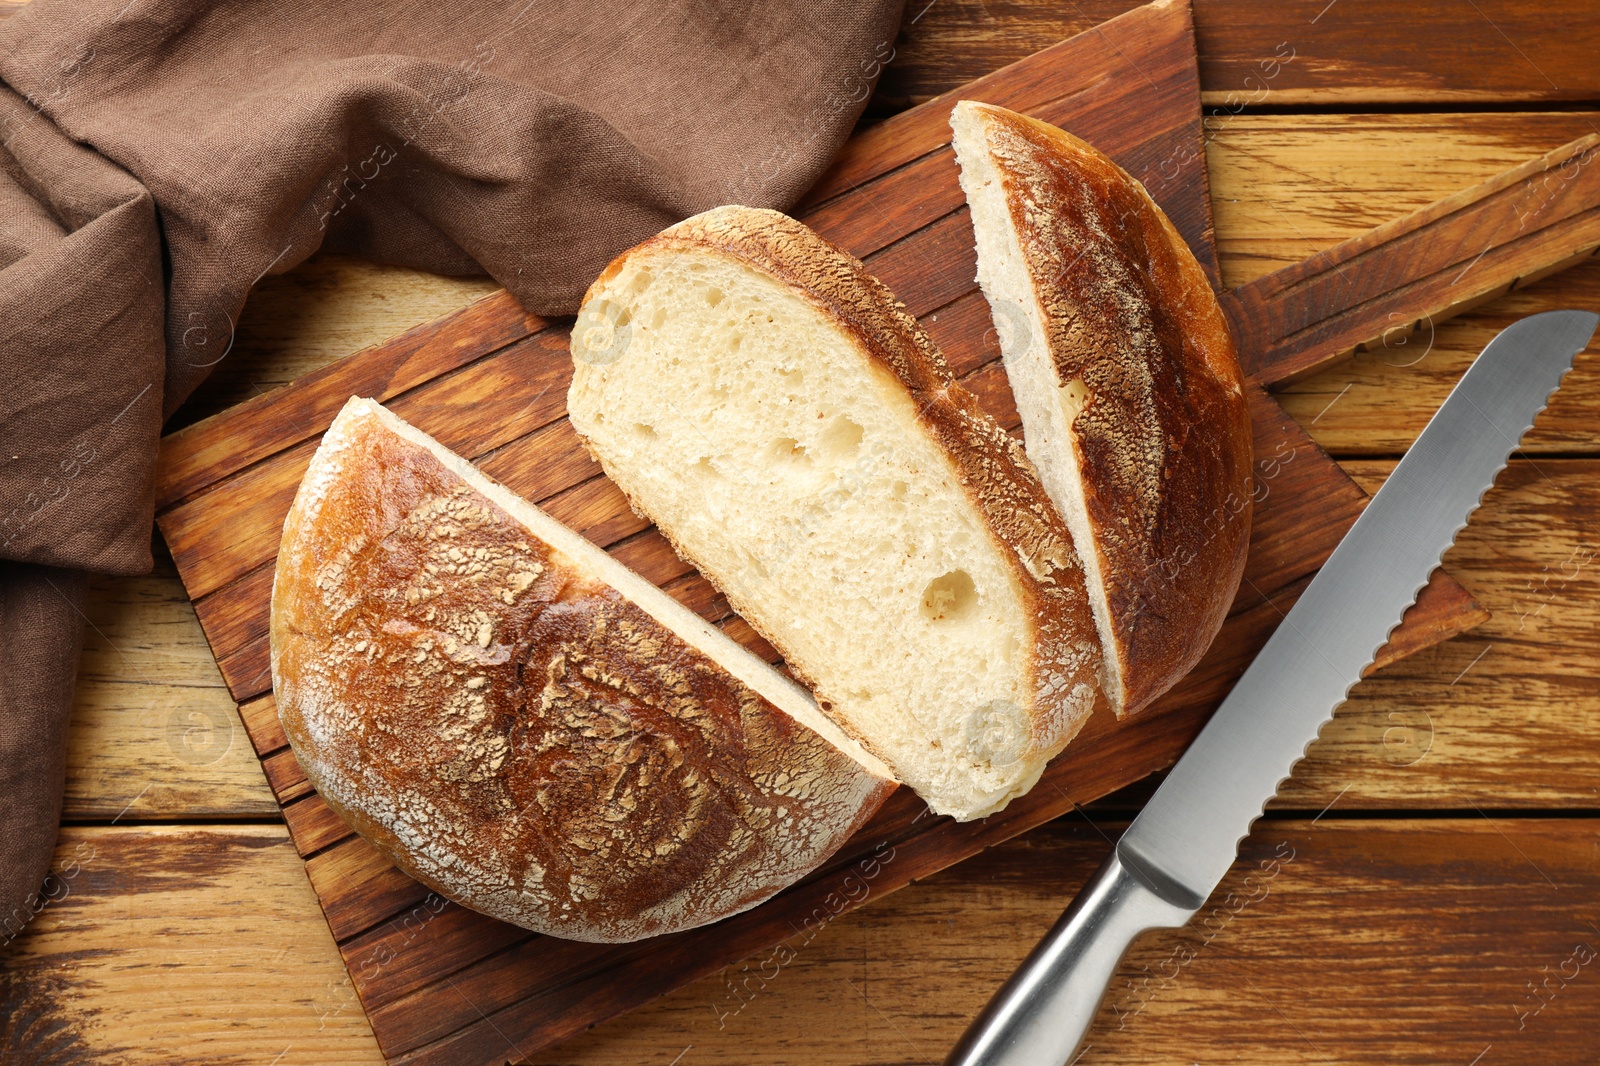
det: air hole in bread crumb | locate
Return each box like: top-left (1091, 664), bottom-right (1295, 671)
top-left (764, 437), bottom-right (811, 468)
top-left (627, 270), bottom-right (653, 295)
top-left (741, 549), bottom-right (770, 582)
top-left (780, 368), bottom-right (805, 402)
top-left (632, 423), bottom-right (657, 439)
top-left (650, 306), bottom-right (669, 330)
top-left (817, 415), bottom-right (864, 460)
top-left (692, 456), bottom-right (720, 479)
top-left (921, 569), bottom-right (978, 623)
top-left (1059, 378), bottom-right (1092, 425)
top-left (705, 286), bottom-right (724, 307)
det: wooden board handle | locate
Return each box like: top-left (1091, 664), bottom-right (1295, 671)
top-left (1231, 133), bottom-right (1600, 386)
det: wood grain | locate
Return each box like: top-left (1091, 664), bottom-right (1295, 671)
top-left (1204, 113), bottom-right (1600, 456)
top-left (64, 549), bottom-right (274, 821)
top-left (1226, 132), bottom-right (1600, 384)
top-left (1282, 458), bottom-right (1600, 809)
top-left (156, 288), bottom-right (544, 511)
top-left (876, 0), bottom-right (1600, 114)
top-left (521, 817), bottom-right (1600, 1066)
top-left (9, 818), bottom-right (1596, 1065)
top-left (6, 0), bottom-right (1600, 108)
top-left (174, 257), bottom-right (501, 428)
top-left (1208, 114), bottom-right (1600, 290)
top-left (0, 826), bottom-right (383, 1066)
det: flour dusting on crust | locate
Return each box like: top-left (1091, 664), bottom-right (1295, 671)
top-left (270, 398), bottom-right (892, 943)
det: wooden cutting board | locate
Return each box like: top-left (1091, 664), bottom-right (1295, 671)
top-left (153, 0), bottom-right (1600, 1061)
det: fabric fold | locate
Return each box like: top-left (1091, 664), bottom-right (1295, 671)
top-left (0, 563), bottom-right (87, 950)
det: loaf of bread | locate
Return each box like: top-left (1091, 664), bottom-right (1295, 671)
top-left (951, 101), bottom-right (1254, 716)
top-left (567, 206), bottom-right (1104, 822)
top-left (270, 398), bottom-right (895, 943)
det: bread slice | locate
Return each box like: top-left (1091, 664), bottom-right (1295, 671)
top-left (566, 206), bottom-right (1102, 821)
top-left (270, 397), bottom-right (894, 943)
top-left (951, 101), bottom-right (1254, 716)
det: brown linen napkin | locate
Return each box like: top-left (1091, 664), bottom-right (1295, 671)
top-left (0, 0), bottom-right (903, 948)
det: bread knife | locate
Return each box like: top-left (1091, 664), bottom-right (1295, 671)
top-left (943, 309), bottom-right (1599, 1066)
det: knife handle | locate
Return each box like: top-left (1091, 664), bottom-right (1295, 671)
top-left (943, 850), bottom-right (1196, 1066)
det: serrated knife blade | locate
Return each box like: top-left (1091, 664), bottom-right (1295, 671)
top-left (945, 309), bottom-right (1599, 1066)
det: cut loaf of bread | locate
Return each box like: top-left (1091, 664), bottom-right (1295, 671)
top-left (951, 101), bottom-right (1254, 716)
top-left (270, 397), bottom-right (894, 943)
top-left (567, 206), bottom-right (1103, 821)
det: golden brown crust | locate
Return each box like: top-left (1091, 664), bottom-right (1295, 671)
top-left (587, 206), bottom-right (1103, 762)
top-left (965, 104), bottom-right (1253, 715)
top-left (270, 400), bottom-right (891, 943)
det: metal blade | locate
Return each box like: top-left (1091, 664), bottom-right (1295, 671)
top-left (1117, 309), bottom-right (1598, 907)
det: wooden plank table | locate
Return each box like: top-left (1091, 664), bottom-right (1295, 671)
top-left (4, 3), bottom-right (1599, 1063)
